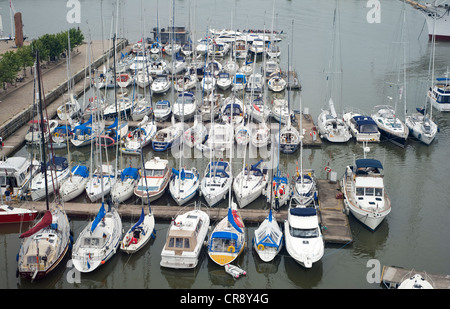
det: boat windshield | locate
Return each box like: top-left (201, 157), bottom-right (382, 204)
top-left (356, 187), bottom-right (383, 197)
top-left (290, 226), bottom-right (319, 238)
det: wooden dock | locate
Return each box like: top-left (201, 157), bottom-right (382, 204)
top-left (381, 265), bottom-right (450, 289)
top-left (317, 179), bottom-right (353, 244)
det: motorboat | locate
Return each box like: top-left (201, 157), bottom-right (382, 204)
top-left (172, 91), bottom-right (197, 121)
top-left (195, 38), bottom-right (210, 55)
top-left (153, 99), bottom-right (172, 122)
top-left (343, 112), bottom-right (380, 143)
top-left (264, 59), bottom-right (280, 78)
top-left (266, 43), bottom-right (281, 58)
top-left (121, 207), bottom-right (155, 254)
top-left (233, 160), bottom-right (268, 208)
top-left (246, 72), bottom-right (263, 93)
top-left (207, 202), bottom-right (245, 266)
top-left (284, 207), bottom-right (324, 268)
top-left (152, 121), bottom-right (186, 152)
top-left (111, 167), bottom-right (140, 204)
top-left (428, 76), bottom-right (450, 112)
top-left (169, 167), bottom-right (200, 206)
top-left (147, 59), bottom-right (168, 76)
top-left (200, 161), bottom-right (232, 207)
top-left (72, 202), bottom-right (122, 273)
top-left (317, 98), bottom-right (352, 143)
top-left (24, 119), bottom-right (58, 144)
top-left (248, 38), bottom-right (265, 55)
top-left (398, 274), bottom-right (434, 289)
top-left (121, 116), bottom-right (157, 155)
top-left (342, 149), bottom-right (392, 231)
top-left (209, 42), bottom-right (230, 58)
top-left (129, 55), bottom-right (150, 72)
top-left (17, 205), bottom-right (71, 280)
top-left (160, 207), bottom-right (210, 268)
top-left (0, 156), bottom-right (40, 200)
top-left (117, 72), bottom-right (134, 88)
top-left (57, 94), bottom-right (81, 121)
top-left (271, 98), bottom-right (293, 125)
top-left (134, 157), bottom-right (171, 203)
top-left (0, 205), bottom-right (38, 224)
top-left (151, 74), bottom-right (171, 94)
top-left (371, 105), bottom-right (408, 147)
top-left (253, 208), bottom-right (283, 262)
top-left (85, 164), bottom-right (116, 203)
top-left (233, 38), bottom-right (248, 59)
top-left (29, 157), bottom-right (70, 201)
top-left (217, 71), bottom-right (232, 90)
top-left (405, 108), bottom-right (438, 145)
top-left (59, 165), bottom-right (89, 202)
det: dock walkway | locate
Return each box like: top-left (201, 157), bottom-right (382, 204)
top-left (381, 265), bottom-right (450, 289)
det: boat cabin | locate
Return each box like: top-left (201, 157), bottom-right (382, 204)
top-left (288, 208), bottom-right (320, 239)
top-left (0, 157), bottom-right (34, 195)
top-left (164, 214), bottom-right (205, 254)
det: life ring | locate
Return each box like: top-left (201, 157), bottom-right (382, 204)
top-left (257, 244), bottom-right (264, 251)
top-left (55, 132), bottom-right (59, 137)
top-left (227, 246), bottom-right (235, 253)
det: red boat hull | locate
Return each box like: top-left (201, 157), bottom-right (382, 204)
top-left (0, 211), bottom-right (38, 224)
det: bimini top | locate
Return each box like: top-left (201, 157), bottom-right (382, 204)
top-left (355, 158), bottom-right (383, 170)
top-left (352, 115), bottom-right (377, 126)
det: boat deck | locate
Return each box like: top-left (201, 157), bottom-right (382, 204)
top-left (381, 265), bottom-right (450, 289)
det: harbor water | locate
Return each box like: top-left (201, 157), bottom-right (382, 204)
top-left (0, 0), bottom-right (449, 290)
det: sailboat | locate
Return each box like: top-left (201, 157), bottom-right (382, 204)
top-left (111, 166), bottom-right (139, 204)
top-left (121, 115), bottom-right (157, 155)
top-left (341, 143), bottom-right (391, 231)
top-left (59, 165), bottom-right (90, 202)
top-left (29, 157), bottom-right (70, 201)
top-left (317, 4), bottom-right (351, 144)
top-left (160, 204), bottom-right (210, 268)
top-left (17, 51), bottom-right (72, 280)
top-left (200, 160), bottom-right (232, 207)
top-left (72, 202), bottom-right (122, 273)
top-left (208, 201), bottom-right (245, 266)
top-left (233, 160), bottom-right (269, 208)
top-left (253, 208), bottom-right (283, 262)
top-left (120, 206), bottom-right (155, 254)
top-left (406, 9), bottom-right (438, 145)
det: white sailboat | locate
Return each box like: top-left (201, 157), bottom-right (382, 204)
top-left (160, 205), bottom-right (210, 268)
top-left (120, 206), bottom-right (155, 254)
top-left (72, 202), bottom-right (122, 273)
top-left (200, 160), bottom-right (232, 207)
top-left (85, 164), bottom-right (116, 203)
top-left (233, 160), bottom-right (268, 208)
top-left (111, 167), bottom-right (139, 204)
top-left (60, 165), bottom-right (90, 202)
top-left (121, 115), bottom-right (157, 155)
top-left (29, 157), bottom-right (70, 201)
top-left (253, 208), bottom-right (283, 262)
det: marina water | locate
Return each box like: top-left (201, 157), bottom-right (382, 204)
top-left (0, 0), bottom-right (449, 290)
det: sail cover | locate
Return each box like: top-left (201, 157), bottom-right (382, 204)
top-left (227, 208), bottom-right (243, 234)
top-left (19, 210), bottom-right (52, 238)
top-left (130, 208), bottom-right (145, 232)
top-left (90, 203), bottom-right (106, 233)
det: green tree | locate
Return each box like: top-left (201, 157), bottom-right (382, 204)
top-left (0, 51), bottom-right (20, 90)
top-left (15, 45), bottom-right (34, 77)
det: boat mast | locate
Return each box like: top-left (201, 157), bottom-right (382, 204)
top-left (35, 50), bottom-right (49, 211)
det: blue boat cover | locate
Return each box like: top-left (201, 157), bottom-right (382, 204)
top-left (227, 208), bottom-right (243, 233)
top-left (72, 165), bottom-right (89, 178)
top-left (47, 157), bottom-right (69, 170)
top-left (352, 115), bottom-right (376, 126)
top-left (355, 158), bottom-right (383, 170)
top-left (130, 208), bottom-right (145, 232)
top-left (290, 207), bottom-right (317, 217)
top-left (121, 167), bottom-right (139, 181)
top-left (273, 176), bottom-right (288, 185)
top-left (211, 231), bottom-right (238, 241)
top-left (54, 125), bottom-right (72, 134)
top-left (91, 203), bottom-right (106, 233)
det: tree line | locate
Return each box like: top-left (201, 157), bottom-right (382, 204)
top-left (0, 28), bottom-right (84, 90)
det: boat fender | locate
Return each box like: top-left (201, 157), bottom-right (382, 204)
top-left (257, 244), bottom-right (264, 251)
top-left (227, 246), bottom-right (235, 253)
